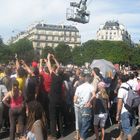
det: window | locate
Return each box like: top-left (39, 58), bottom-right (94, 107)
top-left (101, 36), bottom-right (104, 39)
top-left (37, 35), bottom-right (40, 40)
top-left (71, 32), bottom-right (75, 36)
top-left (37, 42), bottom-right (40, 47)
top-left (66, 32), bottom-right (70, 36)
top-left (71, 37), bottom-right (75, 42)
top-left (40, 35), bottom-right (46, 40)
top-left (54, 36), bottom-right (58, 41)
top-left (48, 36), bottom-right (52, 40)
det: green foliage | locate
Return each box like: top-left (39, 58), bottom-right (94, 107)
top-left (0, 35), bottom-right (140, 66)
top-left (41, 46), bottom-right (54, 59)
top-left (9, 39), bottom-right (34, 63)
top-left (54, 42), bottom-right (72, 65)
top-left (71, 46), bottom-right (84, 66)
top-left (0, 45), bottom-right (12, 63)
top-left (71, 40), bottom-right (140, 66)
top-left (0, 36), bottom-right (3, 46)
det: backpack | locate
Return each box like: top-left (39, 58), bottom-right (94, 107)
top-left (121, 83), bottom-right (140, 112)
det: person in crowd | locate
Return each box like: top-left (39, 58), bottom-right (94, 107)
top-left (39, 58), bottom-right (52, 131)
top-left (16, 67), bottom-right (26, 92)
top-left (92, 67), bottom-right (103, 94)
top-left (2, 67), bottom-right (12, 91)
top-left (62, 71), bottom-right (73, 128)
top-left (93, 81), bottom-right (110, 140)
top-left (2, 79), bottom-right (25, 140)
top-left (136, 76), bottom-right (140, 129)
top-left (0, 78), bottom-right (8, 131)
top-left (47, 53), bottom-right (64, 139)
top-left (0, 67), bottom-right (12, 131)
top-left (74, 74), bottom-right (95, 140)
top-left (20, 60), bottom-right (40, 103)
top-left (72, 68), bottom-right (81, 88)
top-left (0, 66), bottom-right (5, 78)
top-left (19, 100), bottom-right (47, 140)
top-left (127, 73), bottom-right (138, 91)
top-left (73, 72), bottom-right (86, 140)
top-left (116, 74), bottom-right (134, 140)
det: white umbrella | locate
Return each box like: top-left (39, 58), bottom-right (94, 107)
top-left (90, 59), bottom-right (116, 78)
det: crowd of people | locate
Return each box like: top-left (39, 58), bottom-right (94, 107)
top-left (0, 54), bottom-right (140, 140)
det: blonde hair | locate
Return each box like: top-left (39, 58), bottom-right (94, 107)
top-left (98, 88), bottom-right (109, 100)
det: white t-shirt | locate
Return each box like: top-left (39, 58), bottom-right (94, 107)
top-left (117, 82), bottom-right (129, 114)
top-left (75, 82), bottom-right (94, 108)
top-left (127, 79), bottom-right (138, 91)
top-left (0, 84), bottom-right (8, 102)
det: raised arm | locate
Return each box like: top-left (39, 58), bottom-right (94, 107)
top-left (21, 60), bottom-right (34, 76)
top-left (52, 54), bottom-right (60, 69)
top-left (47, 53), bottom-right (60, 74)
top-left (39, 59), bottom-right (43, 73)
top-left (15, 59), bottom-right (20, 70)
top-left (47, 53), bottom-right (53, 74)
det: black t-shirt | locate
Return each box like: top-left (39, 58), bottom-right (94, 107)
top-left (50, 72), bottom-right (63, 104)
top-left (94, 97), bottom-right (108, 114)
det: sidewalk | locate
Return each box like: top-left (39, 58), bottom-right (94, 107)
top-left (1, 125), bottom-right (140, 140)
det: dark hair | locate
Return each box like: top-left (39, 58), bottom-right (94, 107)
top-left (128, 73), bottom-right (134, 79)
top-left (119, 74), bottom-right (129, 83)
top-left (93, 67), bottom-right (100, 76)
top-left (17, 67), bottom-right (26, 77)
top-left (85, 74), bottom-right (93, 83)
top-left (26, 100), bottom-right (47, 139)
top-left (4, 67), bottom-right (12, 76)
top-left (133, 71), bottom-right (138, 77)
top-left (12, 79), bottom-right (19, 87)
top-left (93, 67), bottom-right (104, 80)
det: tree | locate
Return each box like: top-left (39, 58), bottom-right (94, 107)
top-left (0, 36), bottom-right (3, 46)
top-left (71, 46), bottom-right (84, 66)
top-left (10, 39), bottom-right (34, 63)
top-left (54, 42), bottom-right (72, 65)
top-left (0, 45), bottom-right (12, 63)
top-left (41, 45), bottom-right (54, 59)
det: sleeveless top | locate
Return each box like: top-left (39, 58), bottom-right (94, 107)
top-left (10, 93), bottom-right (23, 109)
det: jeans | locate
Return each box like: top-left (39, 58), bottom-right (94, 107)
top-left (78, 107), bottom-right (92, 140)
top-left (9, 108), bottom-right (25, 140)
top-left (121, 111), bottom-right (134, 135)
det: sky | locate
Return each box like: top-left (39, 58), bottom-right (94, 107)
top-left (0, 0), bottom-right (140, 44)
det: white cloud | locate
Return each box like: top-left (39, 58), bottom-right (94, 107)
top-left (0, 0), bottom-right (140, 43)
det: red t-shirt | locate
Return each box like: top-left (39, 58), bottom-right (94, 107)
top-left (40, 71), bottom-right (52, 94)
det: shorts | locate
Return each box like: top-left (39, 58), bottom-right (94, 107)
top-left (94, 113), bottom-right (108, 128)
top-left (121, 112), bottom-right (133, 135)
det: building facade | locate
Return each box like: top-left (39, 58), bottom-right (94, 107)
top-left (96, 21), bottom-right (132, 45)
top-left (9, 23), bottom-right (81, 51)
